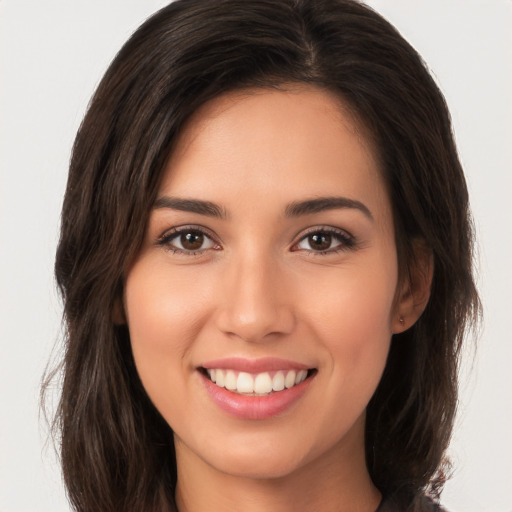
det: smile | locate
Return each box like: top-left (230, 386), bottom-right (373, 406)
top-left (199, 358), bottom-right (317, 420)
top-left (205, 368), bottom-right (309, 395)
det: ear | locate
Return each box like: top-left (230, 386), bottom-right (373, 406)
top-left (392, 240), bottom-right (434, 334)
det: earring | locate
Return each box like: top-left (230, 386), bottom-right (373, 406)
top-left (399, 317), bottom-right (405, 325)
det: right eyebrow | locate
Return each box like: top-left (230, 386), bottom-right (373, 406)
top-left (284, 196), bottom-right (374, 221)
top-left (153, 196), bottom-right (228, 219)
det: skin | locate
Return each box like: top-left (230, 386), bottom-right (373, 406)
top-left (124, 86), bottom-right (425, 512)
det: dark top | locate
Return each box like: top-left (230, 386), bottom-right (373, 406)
top-left (377, 495), bottom-right (447, 512)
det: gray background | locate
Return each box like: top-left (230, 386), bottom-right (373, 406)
top-left (1, 1), bottom-right (511, 511)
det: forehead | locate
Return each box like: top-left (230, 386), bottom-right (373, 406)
top-left (160, 86), bottom-right (389, 218)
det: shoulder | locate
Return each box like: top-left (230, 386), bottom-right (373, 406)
top-left (377, 494), bottom-right (449, 512)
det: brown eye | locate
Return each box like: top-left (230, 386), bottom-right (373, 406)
top-left (293, 228), bottom-right (354, 254)
top-left (308, 233), bottom-right (332, 251)
top-left (160, 228), bottom-right (217, 253)
top-left (180, 231), bottom-right (204, 251)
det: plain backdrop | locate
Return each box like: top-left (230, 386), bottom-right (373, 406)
top-left (0, 1), bottom-right (511, 511)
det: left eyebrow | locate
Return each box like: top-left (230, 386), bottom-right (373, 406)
top-left (284, 196), bottom-right (374, 221)
top-left (153, 196), bottom-right (228, 219)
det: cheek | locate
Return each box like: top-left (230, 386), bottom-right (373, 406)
top-left (126, 259), bottom-right (210, 344)
top-left (124, 260), bottom-right (210, 407)
top-left (301, 259), bottom-right (396, 339)
top-left (295, 262), bottom-right (396, 441)
top-left (297, 257), bottom-right (397, 387)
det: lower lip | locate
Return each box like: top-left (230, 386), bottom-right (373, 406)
top-left (200, 371), bottom-right (314, 420)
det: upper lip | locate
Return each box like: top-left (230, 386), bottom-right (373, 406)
top-left (200, 357), bottom-right (312, 373)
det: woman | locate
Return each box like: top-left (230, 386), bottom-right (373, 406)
top-left (50, 0), bottom-right (480, 510)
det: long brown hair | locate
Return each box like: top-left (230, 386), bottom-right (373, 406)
top-left (46, 1), bottom-right (480, 510)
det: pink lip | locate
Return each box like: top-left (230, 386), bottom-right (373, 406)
top-left (199, 368), bottom-right (315, 421)
top-left (201, 357), bottom-right (310, 373)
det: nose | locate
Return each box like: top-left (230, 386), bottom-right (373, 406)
top-left (214, 252), bottom-right (295, 343)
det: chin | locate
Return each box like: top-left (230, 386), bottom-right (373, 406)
top-left (178, 429), bottom-right (311, 481)
top-left (214, 450), bottom-right (307, 481)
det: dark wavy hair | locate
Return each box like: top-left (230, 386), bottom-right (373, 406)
top-left (45, 1), bottom-right (480, 511)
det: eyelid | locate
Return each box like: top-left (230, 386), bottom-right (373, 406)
top-left (156, 224), bottom-right (221, 253)
top-left (290, 225), bottom-right (356, 253)
top-left (155, 224), bottom-right (355, 256)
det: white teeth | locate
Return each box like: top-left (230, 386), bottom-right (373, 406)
top-left (285, 370), bottom-right (296, 389)
top-left (215, 369), bottom-right (225, 387)
top-left (225, 370), bottom-right (237, 390)
top-left (206, 368), bottom-right (310, 394)
top-left (295, 369), bottom-right (307, 384)
top-left (254, 372), bottom-right (273, 394)
top-left (237, 372), bottom-right (254, 393)
top-left (272, 371), bottom-right (285, 391)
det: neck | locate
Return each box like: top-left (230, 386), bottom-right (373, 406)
top-left (174, 423), bottom-right (381, 512)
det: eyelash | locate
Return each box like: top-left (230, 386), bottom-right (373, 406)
top-left (291, 226), bottom-right (356, 255)
top-left (156, 225), bottom-right (356, 256)
top-left (157, 225), bottom-right (221, 256)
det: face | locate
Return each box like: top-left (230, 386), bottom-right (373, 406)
top-left (124, 86), bottom-right (402, 481)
